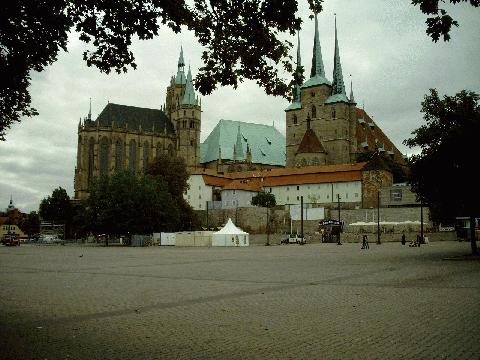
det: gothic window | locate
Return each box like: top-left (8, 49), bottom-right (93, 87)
top-left (311, 92), bottom-right (315, 97)
top-left (129, 139), bottom-right (137, 171)
top-left (293, 114), bottom-right (297, 124)
top-left (115, 139), bottom-right (123, 172)
top-left (77, 136), bottom-right (82, 167)
top-left (190, 139), bottom-right (194, 146)
top-left (192, 110), bottom-right (194, 116)
top-left (156, 142), bottom-right (162, 158)
top-left (143, 141), bottom-right (149, 171)
top-left (167, 144), bottom-right (174, 157)
top-left (99, 137), bottom-right (110, 176)
top-left (312, 105), bottom-right (317, 118)
top-left (332, 107), bottom-right (336, 118)
top-left (183, 120), bottom-right (187, 128)
top-left (190, 120), bottom-right (194, 129)
top-left (184, 110), bottom-right (186, 116)
top-left (88, 138), bottom-right (95, 184)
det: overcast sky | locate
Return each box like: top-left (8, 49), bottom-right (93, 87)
top-left (1, 0), bottom-right (479, 213)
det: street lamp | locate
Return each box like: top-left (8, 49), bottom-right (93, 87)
top-left (377, 190), bottom-right (381, 245)
top-left (337, 194), bottom-right (342, 245)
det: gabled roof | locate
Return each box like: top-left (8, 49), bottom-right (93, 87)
top-left (296, 129), bottom-right (325, 154)
top-left (194, 163), bottom-right (367, 189)
top-left (94, 103), bottom-right (175, 134)
top-left (200, 119), bottom-right (286, 166)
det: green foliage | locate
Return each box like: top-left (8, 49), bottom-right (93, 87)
top-left (85, 171), bottom-right (180, 236)
top-left (20, 211), bottom-right (40, 238)
top-left (1, 0), bottom-right (324, 139)
top-left (146, 153), bottom-right (200, 230)
top-left (404, 89), bottom-right (480, 223)
top-left (251, 191), bottom-right (277, 208)
top-left (412, 0), bottom-right (479, 42)
top-left (39, 187), bottom-right (73, 224)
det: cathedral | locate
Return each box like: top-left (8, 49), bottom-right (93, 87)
top-left (285, 14), bottom-right (404, 167)
top-left (74, 14), bottom-right (404, 201)
top-left (74, 48), bottom-right (201, 200)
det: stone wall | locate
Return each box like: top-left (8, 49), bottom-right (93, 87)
top-left (196, 205), bottom-right (432, 236)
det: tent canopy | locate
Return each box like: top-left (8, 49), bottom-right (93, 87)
top-left (214, 218), bottom-right (248, 235)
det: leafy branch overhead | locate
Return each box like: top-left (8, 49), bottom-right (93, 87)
top-left (1, 0), bottom-right (478, 139)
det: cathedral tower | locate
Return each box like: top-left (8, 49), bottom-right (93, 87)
top-left (166, 48), bottom-right (201, 171)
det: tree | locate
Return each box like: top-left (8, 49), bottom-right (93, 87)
top-left (404, 89), bottom-right (479, 255)
top-left (3, 1), bottom-right (477, 140)
top-left (146, 153), bottom-right (200, 230)
top-left (251, 191), bottom-right (277, 245)
top-left (86, 171), bottom-right (180, 241)
top-left (356, 150), bottom-right (408, 183)
top-left (20, 211), bottom-right (40, 239)
top-left (412, 0), bottom-right (480, 42)
top-left (39, 187), bottom-right (73, 225)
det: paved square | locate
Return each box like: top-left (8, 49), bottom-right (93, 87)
top-left (0, 241), bottom-right (479, 359)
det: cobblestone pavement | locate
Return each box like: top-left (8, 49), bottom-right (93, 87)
top-left (0, 241), bottom-right (479, 359)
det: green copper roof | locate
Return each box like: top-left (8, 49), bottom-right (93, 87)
top-left (301, 13), bottom-right (331, 89)
top-left (310, 13), bottom-right (326, 79)
top-left (175, 47), bottom-right (186, 85)
top-left (181, 66), bottom-right (196, 106)
top-left (200, 119), bottom-right (286, 166)
top-left (234, 125), bottom-right (245, 159)
top-left (285, 101), bottom-right (302, 111)
top-left (325, 93), bottom-right (349, 104)
top-left (94, 103), bottom-right (174, 133)
top-left (301, 74), bottom-right (331, 89)
top-left (328, 17), bottom-right (348, 104)
top-left (287, 33), bottom-right (303, 111)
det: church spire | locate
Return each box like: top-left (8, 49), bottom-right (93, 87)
top-left (300, 13), bottom-right (331, 90)
top-left (234, 125), bottom-right (244, 160)
top-left (349, 75), bottom-right (356, 104)
top-left (311, 13), bottom-right (326, 78)
top-left (294, 31), bottom-right (302, 103)
top-left (181, 66), bottom-right (196, 106)
top-left (331, 15), bottom-right (346, 96)
top-left (325, 15), bottom-right (349, 104)
top-left (88, 98), bottom-right (92, 121)
top-left (175, 47), bottom-right (186, 85)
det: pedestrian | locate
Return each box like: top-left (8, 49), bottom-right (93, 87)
top-left (416, 234), bottom-right (421, 247)
top-left (361, 234), bottom-right (369, 249)
top-left (401, 232), bottom-right (406, 245)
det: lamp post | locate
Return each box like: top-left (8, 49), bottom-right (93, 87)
top-left (337, 194), bottom-right (342, 245)
top-left (300, 196), bottom-right (304, 239)
top-left (377, 190), bottom-right (381, 244)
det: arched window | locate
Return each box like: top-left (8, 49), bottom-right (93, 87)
top-left (77, 136), bottom-right (82, 168)
top-left (129, 139), bottom-right (137, 171)
top-left (332, 107), bottom-right (336, 119)
top-left (312, 105), bottom-right (317, 118)
top-left (190, 120), bottom-right (194, 129)
top-left (99, 137), bottom-right (110, 176)
top-left (143, 141), bottom-right (149, 171)
top-left (88, 138), bottom-right (95, 184)
top-left (156, 142), bottom-right (162, 158)
top-left (115, 139), bottom-right (123, 172)
top-left (293, 114), bottom-right (297, 124)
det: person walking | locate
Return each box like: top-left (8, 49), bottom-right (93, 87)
top-left (361, 234), bottom-right (369, 249)
top-left (401, 232), bottom-right (406, 245)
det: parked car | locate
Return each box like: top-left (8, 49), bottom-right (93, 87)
top-left (2, 234), bottom-right (20, 246)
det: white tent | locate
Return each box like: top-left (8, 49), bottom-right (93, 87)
top-left (212, 218), bottom-right (249, 247)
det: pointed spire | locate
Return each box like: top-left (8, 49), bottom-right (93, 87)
top-left (300, 13), bottom-right (331, 90)
top-left (311, 13), bottom-right (326, 78)
top-left (181, 66), bottom-right (196, 106)
top-left (178, 46), bottom-right (185, 68)
top-left (349, 75), bottom-right (356, 103)
top-left (88, 98), bottom-right (92, 121)
top-left (234, 125), bottom-right (244, 160)
top-left (294, 31), bottom-right (302, 103)
top-left (175, 47), bottom-right (186, 85)
top-left (331, 15), bottom-right (346, 96)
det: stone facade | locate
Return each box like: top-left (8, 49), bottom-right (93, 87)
top-left (74, 49), bottom-right (201, 200)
